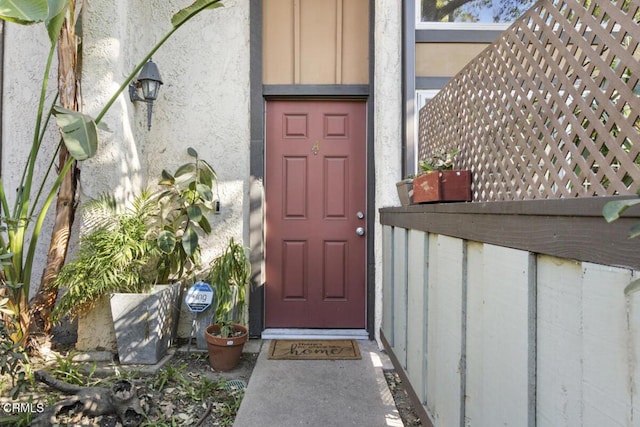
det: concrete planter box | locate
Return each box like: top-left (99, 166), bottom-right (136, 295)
top-left (110, 283), bottom-right (182, 365)
top-left (396, 179), bottom-right (414, 206)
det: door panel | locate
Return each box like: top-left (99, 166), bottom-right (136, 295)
top-left (265, 100), bottom-right (366, 328)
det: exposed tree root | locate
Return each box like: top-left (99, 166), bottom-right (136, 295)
top-left (31, 370), bottom-right (144, 427)
top-left (194, 401), bottom-right (213, 427)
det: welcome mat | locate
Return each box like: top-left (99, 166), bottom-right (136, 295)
top-left (267, 339), bottom-right (361, 360)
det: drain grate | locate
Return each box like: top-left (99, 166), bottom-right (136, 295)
top-left (225, 379), bottom-right (246, 391)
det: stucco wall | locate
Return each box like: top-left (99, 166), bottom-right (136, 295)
top-left (80, 0), bottom-right (250, 252)
top-left (374, 0), bottom-right (403, 343)
top-left (2, 1), bottom-right (250, 337)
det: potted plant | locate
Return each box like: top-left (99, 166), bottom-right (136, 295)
top-left (204, 238), bottom-right (250, 371)
top-left (412, 148), bottom-right (472, 203)
top-left (52, 148), bottom-right (217, 364)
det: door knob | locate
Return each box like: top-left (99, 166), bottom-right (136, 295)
top-left (356, 227), bottom-right (365, 236)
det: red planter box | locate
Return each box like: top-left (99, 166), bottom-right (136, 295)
top-left (412, 170), bottom-right (472, 203)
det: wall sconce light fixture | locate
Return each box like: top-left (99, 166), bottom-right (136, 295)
top-left (129, 59), bottom-right (163, 130)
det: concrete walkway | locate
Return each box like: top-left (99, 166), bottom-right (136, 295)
top-left (234, 340), bottom-right (403, 427)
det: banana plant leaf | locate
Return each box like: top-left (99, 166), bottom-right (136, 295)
top-left (52, 106), bottom-right (98, 160)
top-left (0, 0), bottom-right (67, 44)
top-left (603, 198), bottom-right (640, 222)
top-left (171, 0), bottom-right (223, 28)
top-left (603, 193), bottom-right (640, 240)
top-left (625, 279), bottom-right (640, 295)
top-left (44, 0), bottom-right (67, 44)
top-left (0, 0), bottom-right (49, 24)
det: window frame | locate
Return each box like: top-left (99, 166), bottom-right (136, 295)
top-left (415, 0), bottom-right (522, 30)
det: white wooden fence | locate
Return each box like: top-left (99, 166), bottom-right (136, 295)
top-left (382, 226), bottom-right (640, 426)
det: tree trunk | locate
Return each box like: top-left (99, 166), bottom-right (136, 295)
top-left (30, 1), bottom-right (81, 333)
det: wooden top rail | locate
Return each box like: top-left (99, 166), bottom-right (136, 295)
top-left (380, 196), bottom-right (640, 270)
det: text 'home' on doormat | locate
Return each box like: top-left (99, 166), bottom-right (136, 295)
top-left (267, 339), bottom-right (361, 360)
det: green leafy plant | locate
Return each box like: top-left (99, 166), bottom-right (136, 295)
top-left (0, 298), bottom-right (30, 399)
top-left (603, 191), bottom-right (640, 239)
top-left (0, 0), bottom-right (224, 345)
top-left (50, 351), bottom-right (97, 387)
top-left (51, 191), bottom-right (162, 320)
top-left (152, 363), bottom-right (189, 392)
top-left (52, 147), bottom-right (217, 321)
top-left (154, 147), bottom-right (217, 282)
top-left (209, 238), bottom-right (250, 338)
top-left (418, 148), bottom-right (461, 173)
top-left (603, 189), bottom-right (640, 294)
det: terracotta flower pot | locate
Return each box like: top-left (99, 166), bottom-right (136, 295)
top-left (204, 324), bottom-right (248, 371)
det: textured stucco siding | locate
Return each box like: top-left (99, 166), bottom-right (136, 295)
top-left (374, 0), bottom-right (403, 343)
top-left (2, 1), bottom-right (250, 345)
top-left (80, 0), bottom-right (250, 252)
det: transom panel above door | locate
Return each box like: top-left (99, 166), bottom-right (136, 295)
top-left (265, 100), bottom-right (367, 328)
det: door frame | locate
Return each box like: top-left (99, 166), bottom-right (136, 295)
top-left (263, 98), bottom-right (369, 329)
top-left (248, 1), bottom-right (376, 338)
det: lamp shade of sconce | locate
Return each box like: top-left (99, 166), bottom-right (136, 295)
top-left (129, 59), bottom-right (163, 130)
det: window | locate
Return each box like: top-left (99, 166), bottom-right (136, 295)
top-left (411, 90), bottom-right (440, 173)
top-left (417, 0), bottom-right (536, 29)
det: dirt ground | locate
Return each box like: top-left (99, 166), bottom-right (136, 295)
top-left (3, 342), bottom-right (424, 426)
top-left (384, 369), bottom-right (424, 426)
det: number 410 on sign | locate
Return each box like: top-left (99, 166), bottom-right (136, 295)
top-left (184, 281), bottom-right (214, 313)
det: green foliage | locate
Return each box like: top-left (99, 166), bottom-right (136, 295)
top-left (0, 0), bottom-right (49, 24)
top-left (144, 360), bottom-right (241, 425)
top-left (602, 189), bottom-right (640, 295)
top-left (171, 0), bottom-right (223, 27)
top-left (52, 191), bottom-right (162, 320)
top-left (209, 238), bottom-right (250, 337)
top-left (53, 148), bottom-right (217, 321)
top-left (50, 351), bottom-right (97, 386)
top-left (421, 0), bottom-right (535, 23)
top-left (0, 298), bottom-right (30, 399)
top-left (603, 192), bottom-right (640, 239)
top-left (218, 388), bottom-right (244, 425)
top-left (151, 362), bottom-right (228, 401)
top-left (152, 363), bottom-right (189, 392)
top-left (418, 148), bottom-right (461, 173)
top-left (153, 147), bottom-right (217, 282)
top-left (52, 106), bottom-right (100, 160)
top-left (0, 0), bottom-right (85, 345)
top-left (189, 377), bottom-right (223, 401)
top-left (0, 0), bottom-right (225, 343)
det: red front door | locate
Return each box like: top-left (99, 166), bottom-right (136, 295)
top-left (265, 100), bottom-right (367, 328)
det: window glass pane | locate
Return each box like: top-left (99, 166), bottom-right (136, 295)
top-left (420, 0), bottom-right (536, 23)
